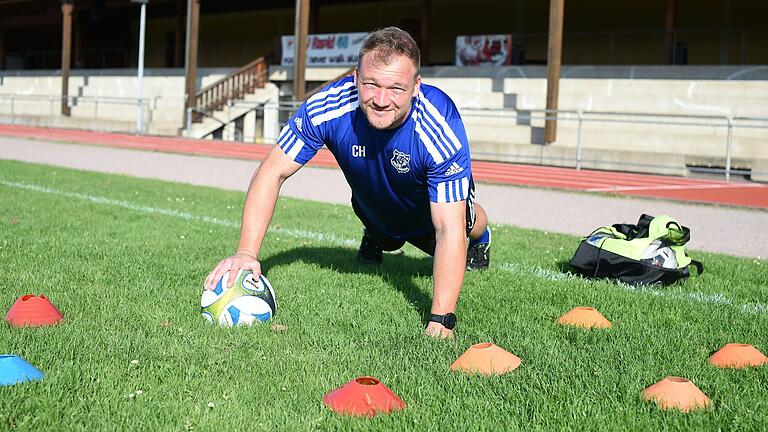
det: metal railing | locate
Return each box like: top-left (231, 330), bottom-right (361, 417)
top-left (5, 91), bottom-right (766, 181)
top-left (0, 93), bottom-right (158, 134)
top-left (459, 107), bottom-right (768, 181)
top-left (194, 57), bottom-right (268, 122)
top-left (227, 101), bottom-right (767, 181)
top-left (184, 98), bottom-right (271, 141)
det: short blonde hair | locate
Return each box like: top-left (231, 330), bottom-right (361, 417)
top-left (358, 27), bottom-right (421, 75)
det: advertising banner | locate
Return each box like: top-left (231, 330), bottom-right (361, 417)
top-left (455, 34), bottom-right (513, 66)
top-left (281, 32), bottom-right (367, 66)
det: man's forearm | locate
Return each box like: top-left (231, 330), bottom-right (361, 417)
top-left (236, 167), bottom-right (284, 258)
top-left (431, 228), bottom-right (467, 314)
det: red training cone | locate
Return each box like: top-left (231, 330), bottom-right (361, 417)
top-left (642, 376), bottom-right (711, 412)
top-left (710, 343), bottom-right (768, 369)
top-left (558, 307), bottom-right (612, 329)
top-left (450, 342), bottom-right (521, 376)
top-left (4, 295), bottom-right (64, 327)
top-left (322, 376), bottom-right (405, 417)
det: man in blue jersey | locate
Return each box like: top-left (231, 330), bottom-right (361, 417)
top-left (205, 27), bottom-right (492, 339)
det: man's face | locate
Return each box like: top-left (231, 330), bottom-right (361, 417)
top-left (355, 52), bottom-right (421, 130)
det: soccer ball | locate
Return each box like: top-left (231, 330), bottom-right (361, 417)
top-left (201, 269), bottom-right (277, 327)
top-left (640, 240), bottom-right (678, 269)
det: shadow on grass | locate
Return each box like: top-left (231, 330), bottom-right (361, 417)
top-left (557, 260), bottom-right (576, 276)
top-left (261, 246), bottom-right (435, 323)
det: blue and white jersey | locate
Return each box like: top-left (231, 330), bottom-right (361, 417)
top-left (277, 76), bottom-right (472, 238)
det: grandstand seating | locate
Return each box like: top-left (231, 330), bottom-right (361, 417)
top-left (424, 76), bottom-right (768, 176)
top-left (1, 68), bottom-right (766, 179)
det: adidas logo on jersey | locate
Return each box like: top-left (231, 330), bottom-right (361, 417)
top-left (294, 117), bottom-right (303, 133)
top-left (444, 162), bottom-right (464, 176)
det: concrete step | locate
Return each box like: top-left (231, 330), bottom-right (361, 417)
top-left (443, 92), bottom-right (506, 109)
top-left (469, 140), bottom-right (689, 176)
top-left (460, 112), bottom-right (767, 160)
top-left (549, 122), bottom-right (768, 160)
top-left (464, 122), bottom-right (532, 144)
top-left (189, 84), bottom-right (279, 139)
top-left (422, 78), bottom-right (494, 94)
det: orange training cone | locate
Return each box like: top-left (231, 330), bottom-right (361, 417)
top-left (450, 342), bottom-right (521, 376)
top-left (323, 376), bottom-right (405, 417)
top-left (642, 376), bottom-right (711, 412)
top-left (710, 343), bottom-right (768, 368)
top-left (4, 295), bottom-right (64, 327)
top-left (558, 307), bottom-right (612, 329)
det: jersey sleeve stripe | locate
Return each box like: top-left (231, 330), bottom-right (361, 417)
top-left (435, 177), bottom-right (470, 203)
top-left (413, 111), bottom-right (445, 164)
top-left (281, 133), bottom-right (297, 153)
top-left (310, 98), bottom-right (359, 126)
top-left (419, 93), bottom-right (463, 152)
top-left (307, 92), bottom-right (357, 117)
top-left (277, 126), bottom-right (292, 146)
top-left (418, 102), bottom-right (460, 155)
top-left (307, 88), bottom-right (356, 113)
top-left (306, 79), bottom-right (356, 106)
top-left (454, 180), bottom-right (461, 200)
top-left (415, 105), bottom-right (452, 161)
top-left (286, 138), bottom-right (305, 160)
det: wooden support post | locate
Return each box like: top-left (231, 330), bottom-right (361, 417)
top-left (664, 0), bottom-right (676, 64)
top-left (293, 0), bottom-right (309, 101)
top-left (544, 0), bottom-right (564, 144)
top-left (420, 0), bottom-right (431, 66)
top-left (61, 1), bottom-right (73, 116)
top-left (183, 0), bottom-right (200, 128)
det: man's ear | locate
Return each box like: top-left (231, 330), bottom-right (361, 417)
top-left (414, 74), bottom-right (422, 94)
top-left (353, 67), bottom-right (359, 86)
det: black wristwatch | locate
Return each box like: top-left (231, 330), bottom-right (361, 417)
top-left (428, 312), bottom-right (457, 330)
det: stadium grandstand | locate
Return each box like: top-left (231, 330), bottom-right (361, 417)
top-left (0, 0), bottom-right (766, 180)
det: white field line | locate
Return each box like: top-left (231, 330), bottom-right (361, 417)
top-left (500, 261), bottom-right (768, 315)
top-left (586, 183), bottom-right (765, 193)
top-left (0, 179), bottom-right (356, 247)
top-left (2, 178), bottom-right (767, 316)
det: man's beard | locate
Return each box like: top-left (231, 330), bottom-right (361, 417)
top-left (362, 103), bottom-right (404, 130)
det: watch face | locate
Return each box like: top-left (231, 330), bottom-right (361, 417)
top-left (443, 313), bottom-right (457, 330)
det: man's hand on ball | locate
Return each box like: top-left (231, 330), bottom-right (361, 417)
top-left (423, 321), bottom-right (454, 339)
top-left (204, 251), bottom-right (261, 291)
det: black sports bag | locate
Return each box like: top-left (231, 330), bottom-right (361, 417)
top-left (570, 214), bottom-right (704, 286)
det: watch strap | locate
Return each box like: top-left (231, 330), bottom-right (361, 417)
top-left (428, 312), bottom-right (456, 330)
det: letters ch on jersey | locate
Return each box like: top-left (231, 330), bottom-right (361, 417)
top-left (352, 145), bottom-right (366, 158)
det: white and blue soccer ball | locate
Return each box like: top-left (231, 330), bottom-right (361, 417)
top-left (641, 240), bottom-right (678, 269)
top-left (201, 269), bottom-right (277, 327)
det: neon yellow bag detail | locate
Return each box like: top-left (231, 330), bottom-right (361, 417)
top-left (570, 214), bottom-right (703, 286)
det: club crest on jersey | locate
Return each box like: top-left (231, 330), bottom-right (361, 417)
top-left (391, 150), bottom-right (411, 173)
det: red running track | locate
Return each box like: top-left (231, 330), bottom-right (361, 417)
top-left (2, 124), bottom-right (767, 209)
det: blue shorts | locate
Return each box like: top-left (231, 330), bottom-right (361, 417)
top-left (351, 181), bottom-right (476, 256)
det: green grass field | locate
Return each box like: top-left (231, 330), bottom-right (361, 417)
top-left (1, 159), bottom-right (767, 431)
